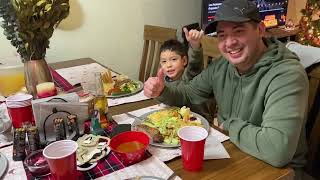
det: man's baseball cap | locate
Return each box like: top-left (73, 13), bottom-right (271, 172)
top-left (205, 0), bottom-right (261, 33)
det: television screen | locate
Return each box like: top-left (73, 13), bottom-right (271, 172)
top-left (202, 0), bottom-right (288, 33)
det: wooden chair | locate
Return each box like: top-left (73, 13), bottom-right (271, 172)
top-left (305, 63), bottom-right (320, 178)
top-left (199, 36), bottom-right (220, 126)
top-left (200, 35), bottom-right (220, 68)
top-left (139, 25), bottom-right (177, 82)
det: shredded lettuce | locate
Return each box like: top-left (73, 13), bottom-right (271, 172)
top-left (142, 107), bottom-right (203, 145)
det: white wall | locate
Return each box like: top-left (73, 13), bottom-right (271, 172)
top-left (0, 0), bottom-right (201, 79)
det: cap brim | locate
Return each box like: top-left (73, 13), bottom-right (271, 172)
top-left (204, 16), bottom-right (251, 34)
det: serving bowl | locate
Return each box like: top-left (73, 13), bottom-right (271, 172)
top-left (24, 149), bottom-right (50, 177)
top-left (109, 131), bottom-right (149, 165)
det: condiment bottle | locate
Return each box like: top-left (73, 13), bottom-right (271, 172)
top-left (90, 110), bottom-right (104, 135)
top-left (93, 72), bottom-right (109, 129)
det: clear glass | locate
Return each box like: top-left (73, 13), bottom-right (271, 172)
top-left (0, 65), bottom-right (25, 97)
top-left (93, 72), bottom-right (109, 128)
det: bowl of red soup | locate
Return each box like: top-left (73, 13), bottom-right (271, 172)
top-left (109, 131), bottom-right (149, 165)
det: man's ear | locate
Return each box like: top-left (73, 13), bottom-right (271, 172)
top-left (258, 22), bottom-right (266, 37)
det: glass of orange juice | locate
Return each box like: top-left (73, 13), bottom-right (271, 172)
top-left (0, 65), bottom-right (25, 97)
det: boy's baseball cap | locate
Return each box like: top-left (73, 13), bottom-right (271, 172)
top-left (206, 0), bottom-right (261, 33)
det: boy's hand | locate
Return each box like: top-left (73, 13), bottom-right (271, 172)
top-left (144, 68), bottom-right (165, 98)
top-left (183, 27), bottom-right (204, 50)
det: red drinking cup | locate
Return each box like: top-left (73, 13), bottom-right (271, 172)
top-left (43, 140), bottom-right (78, 180)
top-left (177, 126), bottom-right (208, 171)
top-left (6, 94), bottom-right (34, 128)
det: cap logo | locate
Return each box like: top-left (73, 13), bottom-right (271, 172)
top-left (233, 7), bottom-right (245, 15)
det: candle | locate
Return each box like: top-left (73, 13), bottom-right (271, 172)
top-left (36, 82), bottom-right (57, 98)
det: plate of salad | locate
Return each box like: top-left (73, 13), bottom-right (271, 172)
top-left (102, 72), bottom-right (143, 98)
top-left (131, 106), bottom-right (210, 148)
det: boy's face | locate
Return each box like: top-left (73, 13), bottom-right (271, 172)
top-left (160, 50), bottom-right (187, 81)
top-left (216, 21), bottom-right (265, 73)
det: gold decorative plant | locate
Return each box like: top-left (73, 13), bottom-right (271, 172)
top-left (0, 0), bottom-right (70, 62)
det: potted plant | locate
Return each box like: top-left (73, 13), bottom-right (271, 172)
top-left (0, 0), bottom-right (70, 98)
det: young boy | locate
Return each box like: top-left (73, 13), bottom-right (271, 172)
top-left (158, 28), bottom-right (216, 122)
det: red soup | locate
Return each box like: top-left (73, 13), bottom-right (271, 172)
top-left (116, 141), bottom-right (145, 153)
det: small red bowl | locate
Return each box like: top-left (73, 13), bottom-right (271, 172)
top-left (110, 131), bottom-right (149, 165)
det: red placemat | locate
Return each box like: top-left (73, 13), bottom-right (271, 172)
top-left (24, 151), bottom-right (152, 180)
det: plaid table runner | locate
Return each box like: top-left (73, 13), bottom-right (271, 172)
top-left (24, 119), bottom-right (151, 180)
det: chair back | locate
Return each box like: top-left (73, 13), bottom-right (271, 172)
top-left (139, 25), bottom-right (177, 82)
top-left (286, 41), bottom-right (320, 68)
top-left (200, 35), bottom-right (220, 68)
top-left (305, 63), bottom-right (320, 178)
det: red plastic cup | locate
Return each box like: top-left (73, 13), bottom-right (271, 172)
top-left (6, 94), bottom-right (34, 128)
top-left (43, 140), bottom-right (78, 180)
top-left (178, 126), bottom-right (208, 171)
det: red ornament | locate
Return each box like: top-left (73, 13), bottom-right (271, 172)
top-left (307, 33), bottom-right (314, 40)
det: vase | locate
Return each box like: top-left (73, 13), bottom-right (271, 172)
top-left (24, 59), bottom-right (55, 98)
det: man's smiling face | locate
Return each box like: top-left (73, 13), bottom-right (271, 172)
top-left (216, 21), bottom-right (265, 73)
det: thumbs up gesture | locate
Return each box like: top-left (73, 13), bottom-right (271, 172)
top-left (183, 27), bottom-right (204, 50)
top-left (144, 68), bottom-right (165, 98)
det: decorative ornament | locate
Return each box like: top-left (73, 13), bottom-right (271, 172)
top-left (285, 19), bottom-right (295, 30)
top-left (308, 29), bottom-right (314, 34)
top-left (312, 37), bottom-right (319, 44)
top-left (312, 9), bottom-right (320, 21)
top-left (307, 33), bottom-right (314, 40)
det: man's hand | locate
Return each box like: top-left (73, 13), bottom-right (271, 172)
top-left (143, 68), bottom-right (165, 98)
top-left (183, 27), bottom-right (204, 50)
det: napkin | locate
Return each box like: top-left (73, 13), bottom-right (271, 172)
top-left (0, 103), bottom-right (13, 148)
top-left (204, 135), bottom-right (230, 160)
top-left (55, 63), bottom-right (113, 86)
top-left (0, 145), bottom-right (27, 180)
top-left (56, 63), bottom-right (151, 107)
top-left (148, 146), bottom-right (181, 162)
top-left (107, 90), bottom-right (150, 107)
top-left (96, 156), bottom-right (181, 180)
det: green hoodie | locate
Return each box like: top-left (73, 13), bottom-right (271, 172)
top-left (158, 38), bottom-right (308, 169)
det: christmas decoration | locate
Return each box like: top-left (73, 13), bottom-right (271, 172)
top-left (285, 19), bottom-right (295, 30)
top-left (297, 0), bottom-right (320, 47)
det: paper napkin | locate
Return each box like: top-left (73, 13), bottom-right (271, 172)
top-left (204, 135), bottom-right (230, 160)
top-left (96, 156), bottom-right (181, 180)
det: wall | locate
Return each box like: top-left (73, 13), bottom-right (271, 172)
top-left (287, 0), bottom-right (307, 25)
top-left (0, 0), bottom-right (201, 79)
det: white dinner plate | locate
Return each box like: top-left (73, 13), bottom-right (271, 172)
top-left (129, 176), bottom-right (165, 180)
top-left (0, 152), bottom-right (8, 178)
top-left (107, 81), bottom-right (143, 98)
top-left (131, 109), bottom-right (210, 148)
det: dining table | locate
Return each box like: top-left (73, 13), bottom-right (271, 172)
top-left (51, 58), bottom-right (295, 180)
top-left (0, 57), bottom-right (295, 180)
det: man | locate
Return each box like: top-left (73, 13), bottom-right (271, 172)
top-left (144, 0), bottom-right (308, 179)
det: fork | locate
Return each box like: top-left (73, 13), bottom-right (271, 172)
top-left (124, 112), bottom-right (143, 121)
